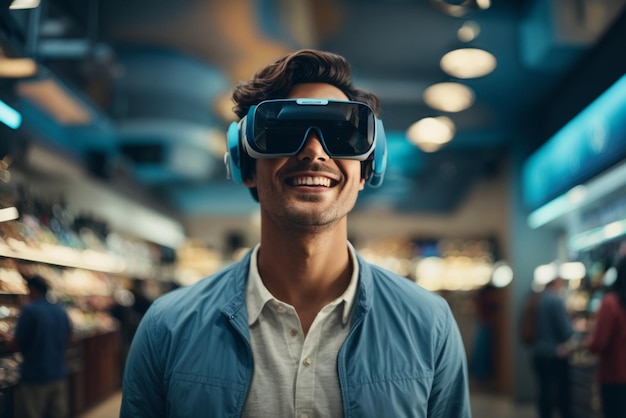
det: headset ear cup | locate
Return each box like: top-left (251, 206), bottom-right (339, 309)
top-left (368, 119), bottom-right (387, 187)
top-left (226, 121), bottom-right (244, 184)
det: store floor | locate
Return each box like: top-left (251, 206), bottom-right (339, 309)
top-left (78, 388), bottom-right (537, 418)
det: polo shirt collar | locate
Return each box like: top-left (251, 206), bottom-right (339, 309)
top-left (246, 242), bottom-right (360, 326)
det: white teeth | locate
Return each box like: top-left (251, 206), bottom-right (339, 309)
top-left (291, 176), bottom-right (331, 187)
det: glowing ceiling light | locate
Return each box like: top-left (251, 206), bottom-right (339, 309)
top-left (9, 0), bottom-right (40, 9)
top-left (0, 58), bottom-right (38, 78)
top-left (440, 48), bottom-right (497, 79)
top-left (423, 82), bottom-right (474, 113)
top-left (457, 21), bottom-right (480, 42)
top-left (406, 116), bottom-right (456, 153)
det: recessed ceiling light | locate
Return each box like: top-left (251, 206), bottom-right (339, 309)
top-left (476, 0), bottom-right (491, 10)
top-left (423, 82), bottom-right (475, 113)
top-left (457, 21), bottom-right (481, 42)
top-left (406, 116), bottom-right (456, 153)
top-left (440, 47), bottom-right (497, 79)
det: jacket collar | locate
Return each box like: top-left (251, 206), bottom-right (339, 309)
top-left (220, 244), bottom-right (374, 326)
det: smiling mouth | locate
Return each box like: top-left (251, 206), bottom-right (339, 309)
top-left (287, 176), bottom-right (334, 187)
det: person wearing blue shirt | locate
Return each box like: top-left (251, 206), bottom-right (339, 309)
top-left (121, 49), bottom-right (471, 418)
top-left (532, 276), bottom-right (575, 418)
top-left (8, 274), bottom-right (73, 418)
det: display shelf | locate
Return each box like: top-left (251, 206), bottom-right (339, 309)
top-left (0, 242), bottom-right (155, 279)
top-left (0, 330), bottom-right (122, 418)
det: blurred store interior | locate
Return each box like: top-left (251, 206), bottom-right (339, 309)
top-left (1, 0), bottom-right (626, 416)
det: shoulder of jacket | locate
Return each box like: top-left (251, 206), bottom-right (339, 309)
top-left (150, 259), bottom-right (247, 318)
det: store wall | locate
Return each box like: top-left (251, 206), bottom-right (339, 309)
top-left (509, 147), bottom-right (561, 403)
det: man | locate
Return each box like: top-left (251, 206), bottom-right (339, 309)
top-left (121, 49), bottom-right (471, 417)
top-left (8, 274), bottom-right (73, 418)
top-left (532, 276), bottom-right (575, 418)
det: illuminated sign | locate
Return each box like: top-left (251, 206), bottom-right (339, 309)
top-left (522, 74), bottom-right (626, 211)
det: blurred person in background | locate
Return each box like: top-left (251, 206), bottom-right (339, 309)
top-left (109, 278), bottom-right (152, 375)
top-left (470, 283), bottom-right (500, 385)
top-left (532, 276), bottom-right (575, 418)
top-left (3, 274), bottom-right (73, 418)
top-left (126, 278), bottom-right (153, 336)
top-left (121, 49), bottom-right (471, 418)
top-left (587, 255), bottom-right (626, 418)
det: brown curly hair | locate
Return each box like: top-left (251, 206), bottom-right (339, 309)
top-left (232, 49), bottom-right (380, 119)
top-left (230, 49), bottom-right (381, 201)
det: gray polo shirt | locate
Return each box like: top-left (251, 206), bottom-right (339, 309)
top-left (241, 244), bottom-right (359, 418)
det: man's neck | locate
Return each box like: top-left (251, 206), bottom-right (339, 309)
top-left (257, 223), bottom-right (353, 332)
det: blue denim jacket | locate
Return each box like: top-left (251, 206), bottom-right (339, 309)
top-left (121, 250), bottom-right (471, 417)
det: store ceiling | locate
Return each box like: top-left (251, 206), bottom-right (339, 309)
top-left (2, 0), bottom-right (626, 221)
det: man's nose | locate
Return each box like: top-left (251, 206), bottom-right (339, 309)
top-left (297, 130), bottom-right (329, 161)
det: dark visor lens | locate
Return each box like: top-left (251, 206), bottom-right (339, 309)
top-left (251, 100), bottom-right (375, 156)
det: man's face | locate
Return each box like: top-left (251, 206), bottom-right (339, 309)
top-left (244, 83), bottom-right (366, 229)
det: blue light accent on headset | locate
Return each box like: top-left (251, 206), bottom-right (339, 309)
top-left (368, 118), bottom-right (387, 187)
top-left (225, 119), bottom-right (244, 184)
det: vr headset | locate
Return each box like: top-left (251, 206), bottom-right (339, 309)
top-left (225, 98), bottom-right (387, 187)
